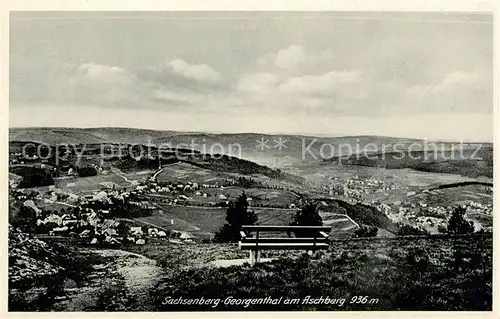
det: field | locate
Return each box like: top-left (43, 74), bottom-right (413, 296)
top-left (54, 174), bottom-right (131, 194)
top-left (131, 202), bottom-right (359, 240)
top-left (409, 184), bottom-right (492, 206)
top-left (288, 163), bottom-right (483, 188)
top-left (137, 205), bottom-right (227, 236)
top-left (156, 162), bottom-right (302, 190)
top-left (150, 186), bottom-right (301, 208)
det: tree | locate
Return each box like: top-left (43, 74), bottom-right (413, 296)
top-left (214, 192), bottom-right (257, 242)
top-left (397, 224), bottom-right (429, 236)
top-left (14, 205), bottom-right (37, 233)
top-left (446, 206), bottom-right (474, 235)
top-left (354, 225), bottom-right (378, 237)
top-left (17, 167), bottom-right (54, 188)
top-left (77, 166), bottom-right (98, 177)
top-left (289, 202), bottom-right (323, 238)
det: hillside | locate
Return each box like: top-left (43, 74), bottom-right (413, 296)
top-left (8, 226), bottom-right (104, 311)
top-left (131, 234), bottom-right (492, 311)
top-left (323, 148), bottom-right (494, 179)
top-left (10, 127), bottom-right (491, 169)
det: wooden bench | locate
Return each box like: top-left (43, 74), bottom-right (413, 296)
top-left (238, 225), bottom-right (331, 265)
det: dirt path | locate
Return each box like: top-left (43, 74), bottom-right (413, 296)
top-left (53, 249), bottom-right (164, 311)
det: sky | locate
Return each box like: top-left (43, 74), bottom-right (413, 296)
top-left (9, 11), bottom-right (493, 141)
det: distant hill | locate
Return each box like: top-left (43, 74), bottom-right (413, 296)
top-left (8, 136), bottom-right (305, 187)
top-left (10, 127), bottom-right (491, 169)
top-left (323, 147), bottom-right (494, 179)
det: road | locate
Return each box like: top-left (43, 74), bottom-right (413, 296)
top-left (117, 218), bottom-right (173, 232)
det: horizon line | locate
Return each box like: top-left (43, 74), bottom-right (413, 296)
top-left (8, 125), bottom-right (493, 144)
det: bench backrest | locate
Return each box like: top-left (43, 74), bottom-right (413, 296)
top-left (239, 225), bottom-right (331, 251)
top-left (241, 225), bottom-right (331, 232)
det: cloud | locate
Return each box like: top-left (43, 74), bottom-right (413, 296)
top-left (407, 70), bottom-right (482, 97)
top-left (257, 45), bottom-right (306, 69)
top-left (64, 59), bottom-right (229, 109)
top-left (434, 71), bottom-right (480, 92)
top-left (275, 46), bottom-right (306, 69)
top-left (76, 62), bottom-right (132, 84)
top-left (279, 70), bottom-right (360, 95)
top-left (69, 62), bottom-right (140, 106)
top-left (237, 73), bottom-right (279, 93)
top-left (169, 59), bottom-right (221, 84)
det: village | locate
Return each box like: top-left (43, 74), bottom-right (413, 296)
top-left (9, 176), bottom-right (223, 247)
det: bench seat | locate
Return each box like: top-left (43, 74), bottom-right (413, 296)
top-left (239, 242), bottom-right (329, 250)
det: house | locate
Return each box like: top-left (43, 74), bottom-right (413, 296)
top-left (130, 227), bottom-right (144, 236)
top-left (160, 187), bottom-right (170, 193)
top-left (103, 228), bottom-right (118, 236)
top-left (179, 232), bottom-right (196, 240)
top-left (104, 236), bottom-right (120, 244)
top-left (50, 226), bottom-right (69, 235)
top-left (157, 231), bottom-right (167, 237)
top-left (88, 212), bottom-right (100, 226)
top-left (148, 228), bottom-right (159, 236)
top-left (94, 191), bottom-right (108, 201)
top-left (80, 229), bottom-right (91, 238)
top-left (100, 182), bottom-right (115, 189)
top-left (67, 194), bottom-right (79, 203)
top-left (44, 214), bottom-right (63, 226)
top-left (62, 219), bottom-right (78, 226)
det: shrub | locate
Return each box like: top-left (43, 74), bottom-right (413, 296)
top-left (77, 166), bottom-right (98, 177)
top-left (446, 206), bottom-right (475, 235)
top-left (397, 224), bottom-right (429, 236)
top-left (17, 167), bottom-right (54, 188)
top-left (354, 225), bottom-right (378, 237)
top-left (214, 192), bottom-right (257, 242)
top-left (289, 202), bottom-right (323, 237)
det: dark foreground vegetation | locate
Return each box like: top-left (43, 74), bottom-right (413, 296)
top-left (150, 234), bottom-right (492, 311)
top-left (8, 226), bottom-right (105, 311)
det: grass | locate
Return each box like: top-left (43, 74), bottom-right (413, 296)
top-left (149, 234), bottom-right (492, 311)
top-left (54, 173), bottom-right (130, 193)
top-left (151, 205), bottom-right (226, 233)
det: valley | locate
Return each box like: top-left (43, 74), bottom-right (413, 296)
top-left (7, 127), bottom-right (494, 311)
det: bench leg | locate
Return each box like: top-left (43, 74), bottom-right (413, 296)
top-left (249, 250), bottom-right (256, 265)
top-left (256, 251), bottom-right (261, 263)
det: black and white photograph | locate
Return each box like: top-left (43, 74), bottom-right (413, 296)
top-left (5, 7), bottom-right (495, 313)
